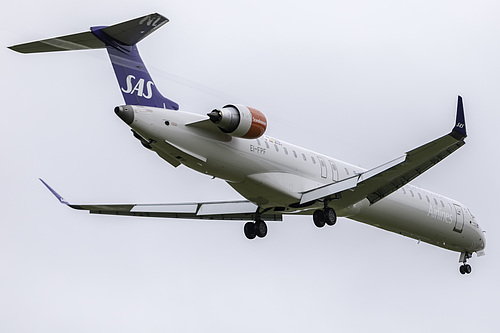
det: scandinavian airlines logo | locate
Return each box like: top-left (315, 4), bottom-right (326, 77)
top-left (121, 75), bottom-right (154, 99)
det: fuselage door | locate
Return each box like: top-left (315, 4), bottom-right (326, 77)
top-left (318, 156), bottom-right (327, 179)
top-left (329, 160), bottom-right (339, 181)
top-left (453, 203), bottom-right (464, 233)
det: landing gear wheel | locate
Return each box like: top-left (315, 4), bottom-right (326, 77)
top-left (459, 264), bottom-right (472, 275)
top-left (458, 252), bottom-right (473, 275)
top-left (324, 208), bottom-right (337, 226)
top-left (244, 222), bottom-right (256, 240)
top-left (255, 219), bottom-right (268, 238)
top-left (313, 210), bottom-right (326, 228)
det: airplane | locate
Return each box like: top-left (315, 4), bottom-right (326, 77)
top-left (9, 13), bottom-right (485, 274)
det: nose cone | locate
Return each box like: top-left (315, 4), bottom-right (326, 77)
top-left (477, 228), bottom-right (486, 251)
top-left (472, 220), bottom-right (486, 252)
top-left (114, 105), bottom-right (134, 125)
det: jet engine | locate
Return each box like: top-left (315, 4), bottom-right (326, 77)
top-left (207, 104), bottom-right (267, 139)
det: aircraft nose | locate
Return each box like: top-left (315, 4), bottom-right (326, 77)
top-left (114, 105), bottom-right (134, 125)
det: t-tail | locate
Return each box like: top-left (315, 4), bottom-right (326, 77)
top-left (9, 13), bottom-right (179, 110)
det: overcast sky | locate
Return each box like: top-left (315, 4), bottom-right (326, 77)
top-left (1, 1), bottom-right (499, 332)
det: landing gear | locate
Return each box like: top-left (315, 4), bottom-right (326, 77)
top-left (313, 207), bottom-right (337, 228)
top-left (244, 222), bottom-right (256, 239)
top-left (244, 219), bottom-right (268, 239)
top-left (459, 264), bottom-right (472, 275)
top-left (459, 252), bottom-right (473, 275)
top-left (313, 210), bottom-right (326, 228)
top-left (254, 219), bottom-right (268, 238)
top-left (324, 208), bottom-right (337, 226)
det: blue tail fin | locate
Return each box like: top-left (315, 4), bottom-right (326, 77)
top-left (9, 13), bottom-right (179, 110)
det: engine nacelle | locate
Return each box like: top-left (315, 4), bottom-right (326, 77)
top-left (207, 104), bottom-right (267, 139)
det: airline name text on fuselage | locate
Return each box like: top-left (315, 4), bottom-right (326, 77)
top-left (427, 204), bottom-right (453, 224)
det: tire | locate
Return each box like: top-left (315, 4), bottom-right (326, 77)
top-left (313, 210), bottom-right (326, 228)
top-left (324, 208), bottom-right (337, 226)
top-left (459, 265), bottom-right (466, 275)
top-left (255, 219), bottom-right (268, 238)
top-left (244, 222), bottom-right (256, 239)
top-left (465, 264), bottom-right (472, 274)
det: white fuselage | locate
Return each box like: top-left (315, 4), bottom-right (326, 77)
top-left (128, 106), bottom-right (485, 254)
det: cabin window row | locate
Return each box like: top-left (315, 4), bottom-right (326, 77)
top-left (256, 138), bottom-right (352, 176)
top-left (401, 187), bottom-right (453, 210)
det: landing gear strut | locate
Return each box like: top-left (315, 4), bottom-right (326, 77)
top-left (459, 252), bottom-right (472, 275)
top-left (313, 207), bottom-right (337, 228)
top-left (244, 219), bottom-right (268, 239)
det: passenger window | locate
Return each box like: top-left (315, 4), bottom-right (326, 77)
top-left (283, 147), bottom-right (288, 155)
top-left (311, 157), bottom-right (316, 164)
top-left (418, 193), bottom-right (422, 200)
top-left (256, 138), bottom-right (261, 146)
top-left (402, 188), bottom-right (406, 194)
top-left (440, 200), bottom-right (445, 208)
top-left (345, 168), bottom-right (350, 175)
top-left (302, 153), bottom-right (307, 161)
top-left (410, 190), bottom-right (414, 197)
top-left (434, 198), bottom-right (438, 205)
top-left (265, 141), bottom-right (269, 149)
top-left (293, 150), bottom-right (297, 158)
top-left (274, 145), bottom-right (279, 152)
top-left (426, 195), bottom-right (430, 203)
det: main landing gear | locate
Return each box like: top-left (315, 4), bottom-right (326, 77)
top-left (244, 219), bottom-right (268, 239)
top-left (244, 206), bottom-right (338, 239)
top-left (459, 252), bottom-right (473, 275)
top-left (313, 207), bottom-right (337, 228)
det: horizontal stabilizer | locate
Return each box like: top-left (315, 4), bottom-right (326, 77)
top-left (8, 13), bottom-right (168, 53)
top-left (8, 31), bottom-right (104, 53)
top-left (97, 13), bottom-right (168, 46)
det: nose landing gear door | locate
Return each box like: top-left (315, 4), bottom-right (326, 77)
top-left (453, 204), bottom-right (464, 233)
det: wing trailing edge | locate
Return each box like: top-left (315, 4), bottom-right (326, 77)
top-left (39, 179), bottom-right (282, 221)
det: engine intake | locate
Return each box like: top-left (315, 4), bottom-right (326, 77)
top-left (207, 104), bottom-right (267, 139)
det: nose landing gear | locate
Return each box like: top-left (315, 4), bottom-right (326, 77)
top-left (459, 252), bottom-right (473, 275)
top-left (459, 264), bottom-right (472, 275)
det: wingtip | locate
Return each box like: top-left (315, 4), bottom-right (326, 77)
top-left (451, 95), bottom-right (466, 139)
top-left (39, 178), bottom-right (69, 205)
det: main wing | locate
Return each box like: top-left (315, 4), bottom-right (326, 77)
top-left (301, 96), bottom-right (467, 207)
top-left (39, 179), bottom-right (282, 221)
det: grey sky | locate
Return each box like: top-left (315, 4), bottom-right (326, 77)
top-left (1, 1), bottom-right (499, 332)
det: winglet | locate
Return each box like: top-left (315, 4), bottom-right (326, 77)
top-left (451, 96), bottom-right (467, 140)
top-left (39, 178), bottom-right (69, 205)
